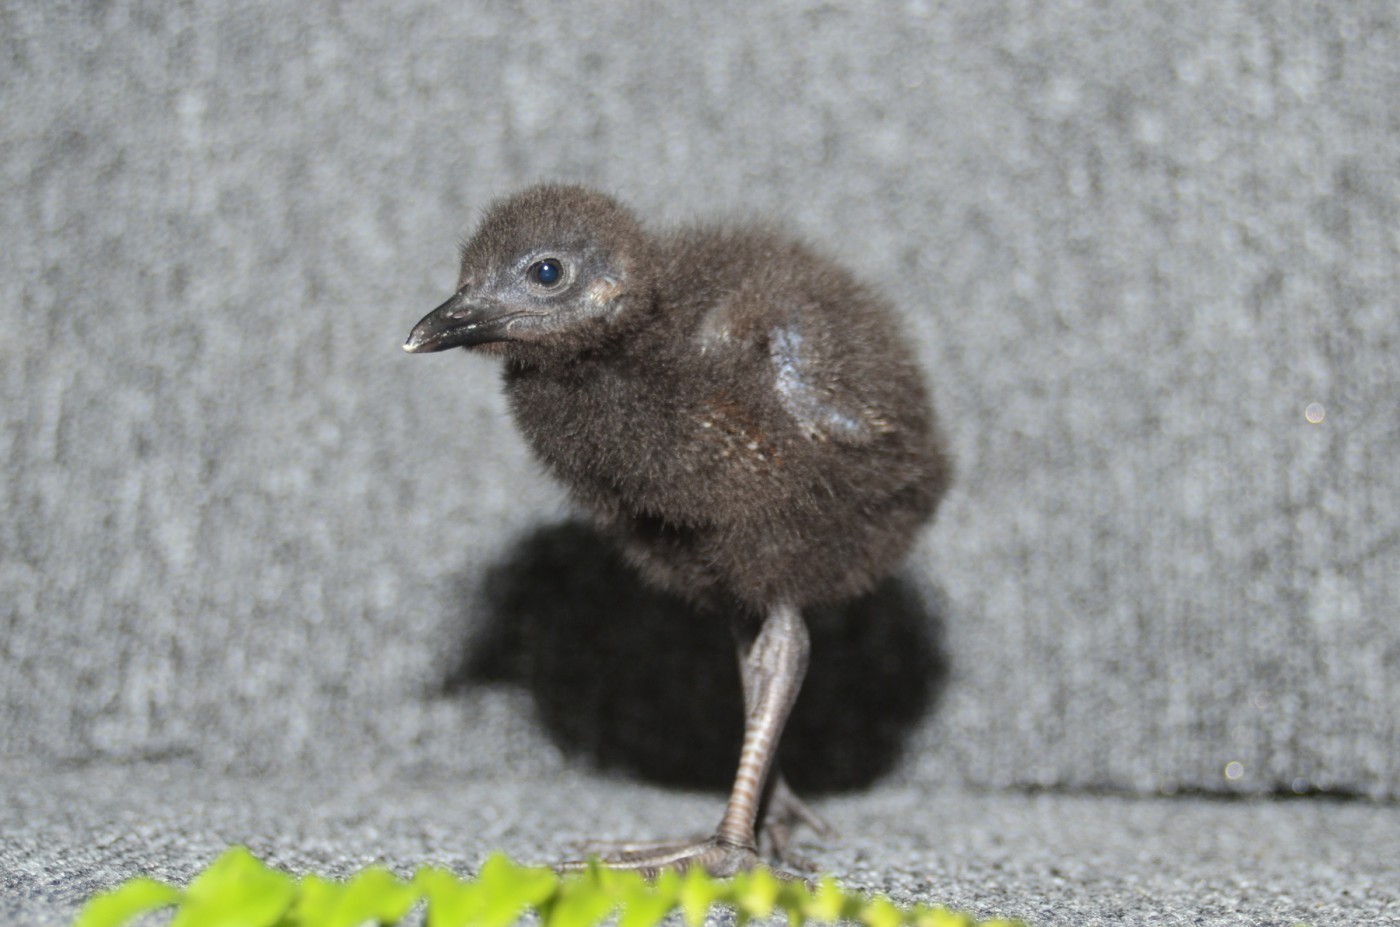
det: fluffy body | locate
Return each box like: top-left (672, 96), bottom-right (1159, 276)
top-left (454, 188), bottom-right (950, 611)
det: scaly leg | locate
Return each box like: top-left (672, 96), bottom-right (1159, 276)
top-left (561, 602), bottom-right (810, 877)
top-left (732, 613), bottom-right (833, 867)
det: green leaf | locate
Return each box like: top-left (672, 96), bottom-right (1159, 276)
top-left (339, 867), bottom-right (418, 926)
top-left (773, 878), bottom-right (812, 927)
top-left (805, 876), bottom-right (846, 923)
top-left (733, 867), bottom-right (781, 922)
top-left (909, 905), bottom-right (973, 927)
top-left (860, 897), bottom-right (903, 927)
top-left (72, 877), bottom-right (182, 927)
top-left (71, 846), bottom-right (1015, 927)
top-left (287, 867), bottom-right (418, 927)
top-left (616, 868), bottom-right (681, 927)
top-left (413, 867), bottom-right (481, 927)
top-left (540, 876), bottom-right (616, 927)
top-left (678, 866), bottom-right (720, 927)
top-left (283, 875), bottom-right (341, 927)
top-left (473, 854), bottom-right (558, 927)
top-left (169, 846), bottom-right (297, 927)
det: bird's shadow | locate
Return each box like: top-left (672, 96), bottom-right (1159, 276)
top-left (441, 520), bottom-right (950, 795)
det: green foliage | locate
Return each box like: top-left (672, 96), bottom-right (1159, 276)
top-left (73, 847), bottom-right (1023, 927)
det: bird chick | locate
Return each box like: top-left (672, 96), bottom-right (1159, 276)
top-left (405, 185), bottom-right (950, 876)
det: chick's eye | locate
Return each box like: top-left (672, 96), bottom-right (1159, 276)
top-left (531, 259), bottom-right (563, 287)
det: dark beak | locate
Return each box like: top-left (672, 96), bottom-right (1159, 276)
top-left (403, 288), bottom-right (521, 353)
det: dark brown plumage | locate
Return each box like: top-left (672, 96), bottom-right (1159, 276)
top-left (405, 185), bottom-right (950, 876)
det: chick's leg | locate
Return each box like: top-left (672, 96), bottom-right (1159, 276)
top-left (715, 601), bottom-right (810, 852)
top-left (731, 609), bottom-right (832, 867)
top-left (561, 602), bottom-right (809, 878)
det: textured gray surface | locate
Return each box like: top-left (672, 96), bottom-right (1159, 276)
top-left (3, 0), bottom-right (1400, 922)
top-left (3, 759), bottom-right (1397, 927)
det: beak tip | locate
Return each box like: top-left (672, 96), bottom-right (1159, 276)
top-left (403, 325), bottom-right (437, 354)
